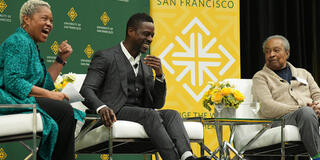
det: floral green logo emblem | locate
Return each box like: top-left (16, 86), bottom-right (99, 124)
top-left (50, 41), bottom-right (59, 55)
top-left (0, 148), bottom-right (7, 160)
top-left (100, 11), bottom-right (110, 26)
top-left (67, 7), bottom-right (78, 21)
top-left (84, 44), bottom-right (94, 58)
top-left (100, 154), bottom-right (109, 160)
top-left (0, 0), bottom-right (7, 13)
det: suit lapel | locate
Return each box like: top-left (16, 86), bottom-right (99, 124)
top-left (114, 46), bottom-right (128, 96)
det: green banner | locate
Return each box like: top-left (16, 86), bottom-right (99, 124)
top-left (0, 0), bottom-right (149, 73)
top-left (0, 0), bottom-right (150, 159)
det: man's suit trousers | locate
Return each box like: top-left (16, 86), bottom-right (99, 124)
top-left (116, 106), bottom-right (192, 160)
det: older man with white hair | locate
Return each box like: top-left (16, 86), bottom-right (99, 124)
top-left (252, 35), bottom-right (320, 160)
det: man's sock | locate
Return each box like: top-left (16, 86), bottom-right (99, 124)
top-left (312, 153), bottom-right (320, 160)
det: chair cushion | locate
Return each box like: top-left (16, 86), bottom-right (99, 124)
top-left (234, 124), bottom-right (301, 150)
top-left (113, 121), bottom-right (149, 138)
top-left (0, 113), bottom-right (43, 137)
top-left (75, 120), bottom-right (204, 151)
top-left (224, 79), bottom-right (302, 151)
top-left (184, 121), bottom-right (204, 140)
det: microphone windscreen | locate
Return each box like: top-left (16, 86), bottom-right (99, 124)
top-left (134, 63), bottom-right (138, 69)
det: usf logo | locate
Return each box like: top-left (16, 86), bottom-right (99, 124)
top-left (100, 154), bottom-right (109, 160)
top-left (100, 11), bottom-right (110, 26)
top-left (84, 44), bottom-right (94, 58)
top-left (0, 0), bottom-right (7, 13)
top-left (0, 148), bottom-right (7, 160)
top-left (50, 41), bottom-right (59, 55)
top-left (159, 17), bottom-right (235, 102)
top-left (67, 7), bottom-right (78, 21)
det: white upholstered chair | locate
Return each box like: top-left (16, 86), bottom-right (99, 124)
top-left (0, 104), bottom-right (42, 160)
top-left (71, 74), bottom-right (206, 159)
top-left (225, 79), bottom-right (308, 159)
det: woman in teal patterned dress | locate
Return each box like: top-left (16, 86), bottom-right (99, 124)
top-left (0, 0), bottom-right (84, 159)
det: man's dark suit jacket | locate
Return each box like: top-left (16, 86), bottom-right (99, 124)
top-left (80, 44), bottom-right (166, 113)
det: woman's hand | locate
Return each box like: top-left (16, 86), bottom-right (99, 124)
top-left (58, 40), bottom-right (73, 61)
top-left (47, 91), bottom-right (70, 101)
top-left (29, 86), bottom-right (69, 101)
top-left (48, 40), bottom-right (73, 81)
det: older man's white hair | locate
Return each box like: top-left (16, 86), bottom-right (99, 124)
top-left (262, 35), bottom-right (291, 58)
top-left (20, 0), bottom-right (50, 26)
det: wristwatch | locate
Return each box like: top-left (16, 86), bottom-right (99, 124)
top-left (55, 56), bottom-right (66, 65)
top-left (155, 74), bottom-right (165, 82)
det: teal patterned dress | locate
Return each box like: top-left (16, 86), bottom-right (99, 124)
top-left (0, 27), bottom-right (85, 160)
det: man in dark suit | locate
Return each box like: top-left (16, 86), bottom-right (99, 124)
top-left (80, 13), bottom-right (209, 160)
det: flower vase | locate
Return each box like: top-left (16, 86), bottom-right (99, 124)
top-left (214, 104), bottom-right (236, 118)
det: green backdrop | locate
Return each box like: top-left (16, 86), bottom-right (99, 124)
top-left (0, 0), bottom-right (150, 159)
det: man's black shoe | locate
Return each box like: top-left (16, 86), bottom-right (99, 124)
top-left (186, 156), bottom-right (211, 160)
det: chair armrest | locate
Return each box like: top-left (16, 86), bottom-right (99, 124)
top-left (0, 104), bottom-right (36, 109)
top-left (183, 117), bottom-right (203, 123)
top-left (85, 114), bottom-right (100, 120)
top-left (75, 114), bottom-right (101, 143)
top-left (0, 104), bottom-right (38, 159)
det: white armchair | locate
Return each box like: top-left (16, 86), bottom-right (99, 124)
top-left (225, 79), bottom-right (307, 159)
top-left (0, 104), bottom-right (42, 160)
top-left (71, 74), bottom-right (206, 159)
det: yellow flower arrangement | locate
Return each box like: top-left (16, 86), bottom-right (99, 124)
top-left (202, 81), bottom-right (245, 111)
top-left (54, 72), bottom-right (76, 91)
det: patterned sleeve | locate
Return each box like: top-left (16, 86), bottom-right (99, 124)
top-left (2, 38), bottom-right (34, 99)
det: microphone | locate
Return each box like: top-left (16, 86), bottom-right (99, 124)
top-left (133, 63), bottom-right (138, 69)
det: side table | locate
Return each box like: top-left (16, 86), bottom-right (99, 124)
top-left (203, 117), bottom-right (285, 160)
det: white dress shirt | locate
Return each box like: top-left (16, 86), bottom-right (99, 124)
top-left (120, 42), bottom-right (140, 76)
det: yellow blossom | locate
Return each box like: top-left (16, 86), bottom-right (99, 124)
top-left (54, 83), bottom-right (62, 91)
top-left (206, 90), bottom-right (211, 96)
top-left (63, 73), bottom-right (76, 83)
top-left (211, 92), bottom-right (223, 103)
top-left (234, 90), bottom-right (245, 101)
top-left (221, 87), bottom-right (233, 96)
top-left (203, 81), bottom-right (245, 112)
top-left (211, 89), bottom-right (219, 94)
top-left (54, 73), bottom-right (75, 91)
top-left (62, 81), bottom-right (69, 88)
